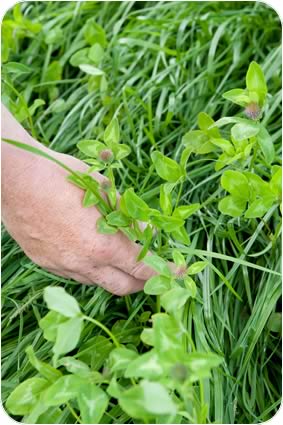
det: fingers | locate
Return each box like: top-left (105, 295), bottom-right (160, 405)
top-left (88, 265), bottom-right (145, 296)
top-left (109, 233), bottom-right (158, 280)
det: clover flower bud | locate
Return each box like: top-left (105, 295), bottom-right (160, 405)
top-left (175, 265), bottom-right (187, 279)
top-left (99, 149), bottom-right (113, 162)
top-left (244, 102), bottom-right (261, 120)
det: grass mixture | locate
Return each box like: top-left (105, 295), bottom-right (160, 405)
top-left (1, 1), bottom-right (282, 424)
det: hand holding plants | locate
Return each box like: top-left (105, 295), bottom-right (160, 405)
top-left (2, 109), bottom-right (157, 295)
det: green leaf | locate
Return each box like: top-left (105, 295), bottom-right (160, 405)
top-left (152, 313), bottom-right (184, 363)
top-left (182, 130), bottom-right (216, 154)
top-left (113, 143), bottom-right (131, 160)
top-left (140, 380), bottom-right (177, 415)
top-left (243, 172), bottom-right (271, 199)
top-left (151, 151), bottom-right (183, 182)
top-left (29, 405), bottom-right (62, 424)
top-left (96, 217), bottom-right (118, 234)
top-left (29, 99), bottom-right (45, 116)
top-left (57, 357), bottom-right (91, 377)
top-left (43, 286), bottom-right (81, 318)
top-left (269, 167), bottom-right (282, 197)
top-left (88, 43), bottom-right (104, 64)
top-left (257, 127), bottom-right (275, 164)
top-left (104, 117), bottom-right (120, 146)
top-left (25, 346), bottom-right (61, 382)
top-left (173, 204), bottom-right (200, 219)
top-left (143, 255), bottom-right (172, 277)
top-left (160, 287), bottom-right (191, 312)
top-left (79, 64), bottom-right (104, 76)
top-left (45, 28), bottom-right (64, 45)
top-left (171, 226), bottom-right (191, 245)
top-left (197, 112), bottom-right (215, 131)
top-left (83, 189), bottom-right (99, 207)
top-left (160, 183), bottom-right (173, 215)
top-left (3, 61), bottom-right (32, 75)
top-left (53, 317), bottom-right (83, 358)
top-left (210, 138), bottom-right (234, 154)
top-left (6, 378), bottom-right (49, 415)
top-left (125, 350), bottom-right (163, 379)
top-left (70, 48), bottom-right (91, 67)
top-left (150, 214), bottom-right (184, 232)
top-left (172, 249), bottom-right (186, 266)
top-left (107, 377), bottom-right (123, 398)
top-left (246, 61), bottom-right (267, 105)
top-left (78, 385), bottom-right (109, 424)
top-left (267, 313), bottom-right (282, 333)
top-left (222, 88), bottom-right (251, 106)
top-left (78, 335), bottom-right (113, 369)
top-left (137, 225), bottom-right (153, 261)
top-left (221, 170), bottom-right (250, 200)
top-left (186, 352), bottom-right (223, 371)
top-left (77, 139), bottom-right (105, 157)
top-left (231, 122), bottom-right (259, 141)
top-left (109, 347), bottom-right (139, 372)
top-left (106, 211), bottom-right (131, 227)
top-left (119, 380), bottom-right (176, 418)
top-left (23, 400), bottom-right (49, 424)
top-left (67, 173), bottom-right (88, 189)
top-left (44, 61), bottom-right (62, 82)
top-left (244, 198), bottom-right (274, 219)
top-left (39, 311), bottom-right (67, 342)
top-left (144, 275), bottom-right (171, 295)
top-left (184, 276), bottom-right (197, 298)
top-left (121, 188), bottom-right (150, 221)
top-left (83, 18), bottom-right (107, 47)
top-left (140, 328), bottom-right (154, 346)
top-left (188, 261), bottom-right (208, 275)
top-left (43, 375), bottom-right (84, 406)
top-left (218, 196), bottom-right (246, 217)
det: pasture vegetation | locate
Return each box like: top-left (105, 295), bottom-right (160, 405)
top-left (1, 1), bottom-right (282, 424)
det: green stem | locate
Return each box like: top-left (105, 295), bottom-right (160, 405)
top-left (125, 295), bottom-right (132, 313)
top-left (83, 315), bottom-right (120, 348)
top-left (174, 181), bottom-right (184, 209)
top-left (2, 138), bottom-right (110, 214)
top-left (156, 295), bottom-right (161, 313)
top-left (66, 402), bottom-right (82, 424)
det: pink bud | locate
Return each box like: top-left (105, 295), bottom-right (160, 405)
top-left (244, 102), bottom-right (261, 120)
top-left (99, 149), bottom-right (113, 162)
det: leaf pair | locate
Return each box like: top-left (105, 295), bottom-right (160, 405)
top-left (143, 254), bottom-right (207, 309)
top-left (77, 118), bottom-right (131, 171)
top-left (223, 61), bottom-right (267, 109)
top-left (182, 112), bottom-right (221, 155)
top-left (40, 287), bottom-right (84, 361)
top-left (219, 170), bottom-right (279, 218)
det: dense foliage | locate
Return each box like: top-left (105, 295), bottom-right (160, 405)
top-left (1, 2), bottom-right (281, 424)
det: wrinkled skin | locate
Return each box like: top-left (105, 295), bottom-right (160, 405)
top-left (1, 106), bottom-right (157, 295)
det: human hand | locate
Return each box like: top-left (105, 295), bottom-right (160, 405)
top-left (1, 145), bottom-right (157, 295)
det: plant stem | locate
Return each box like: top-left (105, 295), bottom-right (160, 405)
top-left (83, 315), bottom-right (120, 348)
top-left (156, 295), bottom-right (161, 313)
top-left (175, 181), bottom-right (184, 209)
top-left (66, 402), bottom-right (82, 424)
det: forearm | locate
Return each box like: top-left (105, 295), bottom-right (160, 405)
top-left (1, 104), bottom-right (46, 188)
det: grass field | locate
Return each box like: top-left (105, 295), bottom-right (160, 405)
top-left (1, 1), bottom-right (282, 423)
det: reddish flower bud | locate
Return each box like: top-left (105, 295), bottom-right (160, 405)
top-left (99, 149), bottom-right (113, 162)
top-left (244, 102), bottom-right (261, 120)
top-left (175, 265), bottom-right (187, 279)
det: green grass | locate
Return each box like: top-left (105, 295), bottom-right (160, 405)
top-left (1, 1), bottom-right (282, 423)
